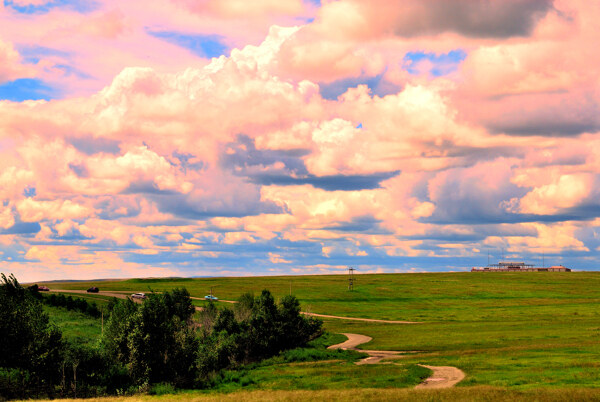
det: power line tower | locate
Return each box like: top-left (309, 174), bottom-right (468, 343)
top-left (348, 267), bottom-right (356, 291)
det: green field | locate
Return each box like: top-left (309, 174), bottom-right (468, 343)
top-left (42, 272), bottom-right (600, 392)
top-left (44, 304), bottom-right (103, 347)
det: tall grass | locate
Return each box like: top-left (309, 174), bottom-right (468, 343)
top-left (49, 386), bottom-right (600, 401)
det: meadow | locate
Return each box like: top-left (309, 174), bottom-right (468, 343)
top-left (42, 272), bottom-right (600, 395)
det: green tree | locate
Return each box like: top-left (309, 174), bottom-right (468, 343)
top-left (102, 297), bottom-right (138, 363)
top-left (278, 295), bottom-right (323, 349)
top-left (102, 290), bottom-right (198, 387)
top-left (248, 290), bottom-right (282, 360)
top-left (0, 274), bottom-right (64, 398)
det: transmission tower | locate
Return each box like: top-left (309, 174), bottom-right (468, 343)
top-left (348, 267), bottom-right (356, 291)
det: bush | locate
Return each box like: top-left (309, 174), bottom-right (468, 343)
top-left (196, 290), bottom-right (323, 382)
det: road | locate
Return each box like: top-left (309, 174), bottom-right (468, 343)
top-left (49, 290), bottom-right (420, 323)
top-left (328, 333), bottom-right (465, 388)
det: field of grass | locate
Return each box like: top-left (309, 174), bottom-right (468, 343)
top-left (51, 386), bottom-right (600, 401)
top-left (42, 272), bottom-right (600, 390)
top-left (44, 304), bottom-right (102, 347)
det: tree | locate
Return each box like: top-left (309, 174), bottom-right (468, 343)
top-left (102, 290), bottom-right (198, 387)
top-left (0, 274), bottom-right (64, 398)
top-left (196, 289), bottom-right (323, 381)
top-left (248, 290), bottom-right (282, 360)
top-left (102, 297), bottom-right (138, 363)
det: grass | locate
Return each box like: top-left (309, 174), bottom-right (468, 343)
top-left (41, 272), bottom-right (600, 390)
top-left (207, 362), bottom-right (430, 393)
top-left (44, 304), bottom-right (102, 347)
top-left (50, 386), bottom-right (600, 401)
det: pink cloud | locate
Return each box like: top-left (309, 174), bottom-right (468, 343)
top-left (0, 38), bottom-right (34, 83)
top-left (1, 0), bottom-right (600, 280)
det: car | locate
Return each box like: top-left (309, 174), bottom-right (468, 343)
top-left (204, 295), bottom-right (218, 301)
top-left (87, 287), bottom-right (99, 293)
top-left (38, 286), bottom-right (50, 291)
top-left (131, 293), bottom-right (147, 299)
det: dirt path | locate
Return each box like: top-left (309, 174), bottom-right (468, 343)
top-left (328, 333), bottom-right (464, 388)
top-left (415, 365), bottom-right (465, 389)
top-left (328, 333), bottom-right (417, 364)
top-left (302, 312), bottom-right (420, 324)
top-left (50, 290), bottom-right (419, 323)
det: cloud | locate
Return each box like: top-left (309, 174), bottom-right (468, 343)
top-left (0, 39), bottom-right (34, 84)
top-left (2, 1), bottom-right (600, 281)
top-left (173, 0), bottom-right (305, 18)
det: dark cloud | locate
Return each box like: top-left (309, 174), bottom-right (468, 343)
top-left (221, 135), bottom-right (309, 177)
top-left (391, 0), bottom-right (555, 38)
top-left (223, 135), bottom-right (399, 191)
top-left (68, 137), bottom-right (121, 155)
top-left (489, 121), bottom-right (600, 137)
top-left (154, 192), bottom-right (286, 219)
top-left (95, 197), bottom-right (141, 220)
top-left (401, 225), bottom-right (538, 242)
top-left (1, 221), bottom-right (41, 235)
top-left (252, 171), bottom-right (399, 191)
top-left (122, 180), bottom-right (179, 195)
top-left (322, 215), bottom-right (388, 233)
top-left (68, 162), bottom-right (89, 178)
top-left (487, 95), bottom-right (600, 137)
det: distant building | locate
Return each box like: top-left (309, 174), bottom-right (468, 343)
top-left (471, 261), bottom-right (571, 272)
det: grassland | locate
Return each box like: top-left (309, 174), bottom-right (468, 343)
top-left (41, 272), bottom-right (600, 391)
top-left (50, 387), bottom-right (600, 402)
top-left (44, 304), bottom-right (102, 347)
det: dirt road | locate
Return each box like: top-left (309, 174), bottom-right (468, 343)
top-left (328, 333), bottom-right (464, 388)
top-left (49, 289), bottom-right (130, 299)
top-left (50, 290), bottom-right (419, 323)
top-left (49, 289), bottom-right (203, 310)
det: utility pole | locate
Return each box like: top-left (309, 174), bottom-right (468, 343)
top-left (542, 250), bottom-right (545, 268)
top-left (348, 267), bottom-right (355, 291)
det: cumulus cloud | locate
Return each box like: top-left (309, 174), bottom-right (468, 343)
top-left (1, 0), bottom-right (600, 280)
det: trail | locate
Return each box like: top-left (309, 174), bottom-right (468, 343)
top-left (328, 333), bottom-right (464, 388)
top-left (415, 365), bottom-right (465, 389)
top-left (301, 312), bottom-right (420, 324)
top-left (50, 290), bottom-right (420, 323)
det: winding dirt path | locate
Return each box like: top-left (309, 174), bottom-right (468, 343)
top-left (328, 333), bottom-right (465, 388)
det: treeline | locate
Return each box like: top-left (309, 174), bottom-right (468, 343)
top-left (41, 291), bottom-right (102, 318)
top-left (0, 274), bottom-right (322, 400)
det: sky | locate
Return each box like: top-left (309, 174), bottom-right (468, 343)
top-left (1, 0), bottom-right (599, 282)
